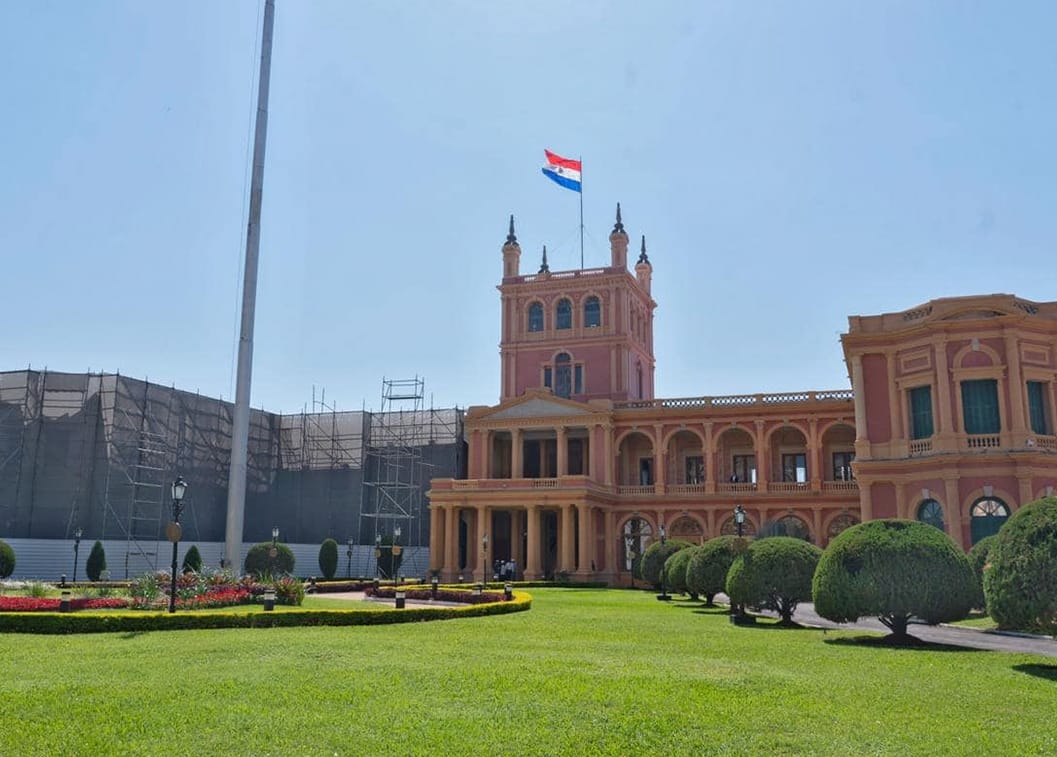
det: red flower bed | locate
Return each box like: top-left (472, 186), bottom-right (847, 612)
top-left (129, 587), bottom-right (252, 611)
top-left (0, 597), bottom-right (130, 612)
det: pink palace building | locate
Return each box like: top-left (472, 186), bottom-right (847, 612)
top-left (427, 206), bottom-right (1057, 584)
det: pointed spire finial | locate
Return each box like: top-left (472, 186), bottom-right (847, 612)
top-left (506, 214), bottom-right (517, 245)
top-left (638, 235), bottom-right (649, 264)
top-left (612, 202), bottom-right (625, 234)
top-left (538, 245), bottom-right (549, 273)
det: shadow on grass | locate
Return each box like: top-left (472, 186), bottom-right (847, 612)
top-left (120, 631), bottom-right (150, 640)
top-left (823, 635), bottom-right (983, 653)
top-left (691, 606), bottom-right (731, 616)
top-left (1014, 664), bottom-right (1057, 682)
top-left (736, 617), bottom-right (815, 631)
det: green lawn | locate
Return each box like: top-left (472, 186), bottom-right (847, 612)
top-left (947, 612), bottom-right (1000, 631)
top-left (2, 588), bottom-right (1055, 756)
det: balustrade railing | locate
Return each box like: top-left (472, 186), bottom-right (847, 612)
top-left (822, 480), bottom-right (859, 492)
top-left (966, 435), bottom-right (1001, 449)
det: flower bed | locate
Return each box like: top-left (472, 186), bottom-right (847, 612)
top-left (365, 586), bottom-right (511, 604)
top-left (128, 588), bottom-right (253, 611)
top-left (0, 590), bottom-right (532, 634)
top-left (0, 597), bottom-right (129, 612)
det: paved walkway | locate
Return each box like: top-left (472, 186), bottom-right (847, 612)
top-left (723, 597), bottom-right (1057, 658)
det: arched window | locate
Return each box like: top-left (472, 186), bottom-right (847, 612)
top-left (917, 499), bottom-right (945, 531)
top-left (527, 302), bottom-right (543, 332)
top-left (556, 299), bottom-right (572, 330)
top-left (758, 515), bottom-right (811, 541)
top-left (554, 353), bottom-right (572, 398)
top-left (827, 513), bottom-right (859, 540)
top-left (970, 496), bottom-right (1010, 544)
top-left (584, 296), bottom-right (601, 328)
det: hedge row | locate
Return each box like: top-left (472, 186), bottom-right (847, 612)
top-left (0, 591), bottom-right (532, 635)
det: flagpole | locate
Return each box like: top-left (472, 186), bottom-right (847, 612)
top-left (224, 0), bottom-right (274, 570)
top-left (579, 155), bottom-right (584, 269)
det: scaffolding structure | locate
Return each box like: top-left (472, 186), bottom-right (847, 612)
top-left (0, 369), bottom-right (463, 577)
top-left (359, 378), bottom-right (461, 577)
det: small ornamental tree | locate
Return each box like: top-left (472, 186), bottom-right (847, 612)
top-left (686, 536), bottom-right (743, 606)
top-left (0, 539), bottom-right (15, 579)
top-left (966, 534), bottom-right (997, 610)
top-left (726, 536), bottom-right (822, 624)
top-left (663, 546), bottom-right (698, 597)
top-left (984, 497), bottom-right (1057, 635)
top-left (244, 542), bottom-right (296, 578)
top-left (181, 545), bottom-right (203, 574)
top-left (639, 539), bottom-right (693, 588)
top-left (812, 519), bottom-right (976, 642)
top-left (86, 540), bottom-right (107, 582)
top-left (318, 538), bottom-right (339, 580)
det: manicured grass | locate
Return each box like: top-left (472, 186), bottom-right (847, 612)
top-left (948, 612), bottom-right (999, 631)
top-left (2, 588), bottom-right (1055, 755)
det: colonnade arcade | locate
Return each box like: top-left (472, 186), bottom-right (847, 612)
top-left (427, 501), bottom-right (862, 583)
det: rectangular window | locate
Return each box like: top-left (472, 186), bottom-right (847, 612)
top-left (731, 455), bottom-right (756, 484)
top-left (685, 456), bottom-right (704, 485)
top-left (639, 458), bottom-right (653, 486)
top-left (568, 438), bottom-right (585, 476)
top-left (574, 365), bottom-right (583, 395)
top-left (543, 367), bottom-right (552, 389)
top-left (832, 451), bottom-right (855, 481)
top-left (522, 440), bottom-right (541, 478)
top-left (1028, 381), bottom-right (1050, 435)
top-left (781, 453), bottom-right (807, 483)
top-left (962, 379), bottom-right (1000, 434)
top-left (909, 386), bottom-right (934, 440)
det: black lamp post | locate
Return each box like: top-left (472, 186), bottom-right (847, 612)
top-left (374, 534), bottom-right (382, 580)
top-left (271, 526), bottom-right (279, 547)
top-left (656, 522), bottom-right (671, 601)
top-left (72, 527), bottom-right (82, 583)
top-left (731, 505), bottom-right (751, 624)
top-left (346, 537), bottom-right (354, 579)
top-left (392, 526), bottom-right (402, 583)
top-left (481, 533), bottom-right (489, 587)
top-left (168, 476), bottom-right (188, 614)
top-left (624, 533), bottom-right (637, 589)
top-left (734, 505), bottom-right (746, 538)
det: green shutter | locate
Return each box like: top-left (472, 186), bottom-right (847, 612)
top-left (961, 380), bottom-right (1000, 434)
top-left (1027, 381), bottom-right (1049, 435)
top-left (909, 386), bottom-right (934, 439)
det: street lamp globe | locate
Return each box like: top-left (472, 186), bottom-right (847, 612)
top-left (171, 476), bottom-right (187, 504)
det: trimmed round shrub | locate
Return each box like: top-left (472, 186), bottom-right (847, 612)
top-left (663, 546), bottom-right (698, 596)
top-left (318, 538), bottom-right (339, 580)
top-left (639, 539), bottom-right (693, 588)
top-left (86, 540), bottom-right (107, 582)
top-left (244, 542), bottom-right (295, 578)
top-left (812, 519), bottom-right (976, 641)
top-left (686, 536), bottom-right (743, 606)
top-left (0, 539), bottom-right (15, 579)
top-left (984, 496), bottom-right (1057, 635)
top-left (181, 545), bottom-right (203, 574)
top-left (726, 536), bottom-right (822, 623)
top-left (966, 534), bottom-right (997, 610)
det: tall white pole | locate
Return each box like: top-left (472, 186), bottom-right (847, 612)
top-left (225, 0), bottom-right (275, 570)
top-left (579, 155), bottom-right (584, 269)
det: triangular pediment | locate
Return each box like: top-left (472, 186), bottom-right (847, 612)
top-left (486, 393), bottom-right (593, 420)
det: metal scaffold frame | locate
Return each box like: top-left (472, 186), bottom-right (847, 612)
top-left (359, 377), bottom-right (461, 578)
top-left (0, 369), bottom-right (464, 579)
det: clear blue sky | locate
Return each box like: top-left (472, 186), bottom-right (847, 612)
top-left (3, 1), bottom-right (1055, 413)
